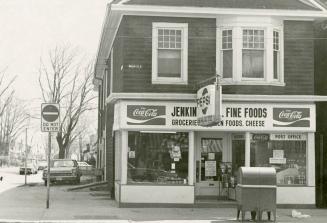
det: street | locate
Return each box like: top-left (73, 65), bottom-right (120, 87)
top-left (0, 166), bottom-right (43, 194)
top-left (1, 167), bottom-right (327, 223)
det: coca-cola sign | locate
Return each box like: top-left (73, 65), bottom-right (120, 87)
top-left (127, 105), bottom-right (166, 125)
top-left (273, 108), bottom-right (310, 127)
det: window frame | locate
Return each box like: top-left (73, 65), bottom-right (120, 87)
top-left (216, 17), bottom-right (284, 86)
top-left (273, 30), bottom-right (281, 81)
top-left (241, 28), bottom-right (265, 81)
top-left (221, 29), bottom-right (233, 79)
top-left (152, 22), bottom-right (188, 85)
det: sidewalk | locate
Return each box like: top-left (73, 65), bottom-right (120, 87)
top-left (0, 183), bottom-right (326, 223)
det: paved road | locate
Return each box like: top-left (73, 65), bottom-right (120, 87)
top-left (0, 166), bottom-right (43, 194)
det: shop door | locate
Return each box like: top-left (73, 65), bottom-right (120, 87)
top-left (195, 138), bottom-right (226, 198)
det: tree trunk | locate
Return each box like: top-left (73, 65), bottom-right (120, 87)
top-left (58, 144), bottom-right (65, 159)
top-left (57, 132), bottom-right (65, 159)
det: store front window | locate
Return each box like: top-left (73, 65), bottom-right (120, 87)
top-left (127, 132), bottom-right (189, 184)
top-left (250, 133), bottom-right (307, 186)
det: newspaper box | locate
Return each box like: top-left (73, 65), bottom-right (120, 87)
top-left (236, 167), bottom-right (277, 222)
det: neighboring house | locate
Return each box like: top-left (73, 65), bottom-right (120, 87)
top-left (93, 0), bottom-right (327, 207)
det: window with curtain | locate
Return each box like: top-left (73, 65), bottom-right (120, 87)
top-left (273, 30), bottom-right (280, 80)
top-left (152, 23), bottom-right (188, 84)
top-left (242, 29), bottom-right (264, 78)
top-left (222, 30), bottom-right (233, 78)
top-left (157, 29), bottom-right (182, 78)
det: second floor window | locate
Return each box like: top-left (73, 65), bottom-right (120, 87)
top-left (242, 29), bottom-right (264, 79)
top-left (222, 30), bottom-right (233, 78)
top-left (217, 17), bottom-right (284, 86)
top-left (152, 23), bottom-right (188, 84)
top-left (273, 30), bottom-right (280, 80)
top-left (158, 29), bottom-right (181, 78)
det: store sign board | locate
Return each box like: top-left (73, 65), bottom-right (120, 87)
top-left (196, 85), bottom-right (222, 126)
top-left (270, 133), bottom-right (307, 141)
top-left (273, 108), bottom-right (310, 127)
top-left (119, 101), bottom-right (315, 131)
top-left (126, 105), bottom-right (166, 125)
top-left (252, 134), bottom-right (270, 141)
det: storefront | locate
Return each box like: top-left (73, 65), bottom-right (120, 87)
top-left (113, 100), bottom-right (316, 205)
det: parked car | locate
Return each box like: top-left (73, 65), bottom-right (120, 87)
top-left (42, 159), bottom-right (81, 186)
top-left (77, 161), bottom-right (93, 171)
top-left (38, 160), bottom-right (47, 170)
top-left (19, 159), bottom-right (38, 175)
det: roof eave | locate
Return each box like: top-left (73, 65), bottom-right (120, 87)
top-left (112, 4), bottom-right (327, 19)
top-left (94, 4), bottom-right (122, 82)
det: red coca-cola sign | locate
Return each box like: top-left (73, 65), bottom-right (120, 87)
top-left (127, 105), bottom-right (166, 125)
top-left (273, 108), bottom-right (310, 127)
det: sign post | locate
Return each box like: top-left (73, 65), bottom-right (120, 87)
top-left (41, 103), bottom-right (60, 209)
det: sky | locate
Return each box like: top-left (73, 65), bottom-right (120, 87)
top-left (0, 0), bottom-right (108, 150)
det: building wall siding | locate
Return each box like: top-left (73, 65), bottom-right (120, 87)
top-left (105, 104), bottom-right (115, 198)
top-left (283, 20), bottom-right (314, 95)
top-left (111, 17), bottom-right (315, 95)
top-left (114, 16), bottom-right (216, 93)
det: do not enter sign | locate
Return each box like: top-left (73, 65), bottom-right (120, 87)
top-left (41, 103), bottom-right (60, 132)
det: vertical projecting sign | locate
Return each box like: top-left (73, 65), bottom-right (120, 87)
top-left (196, 84), bottom-right (222, 126)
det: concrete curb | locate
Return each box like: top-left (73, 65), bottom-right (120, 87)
top-left (66, 181), bottom-right (108, 191)
top-left (0, 220), bottom-right (129, 223)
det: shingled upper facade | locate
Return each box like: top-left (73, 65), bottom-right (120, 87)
top-left (93, 0), bottom-right (327, 207)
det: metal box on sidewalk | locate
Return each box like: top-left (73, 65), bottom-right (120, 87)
top-left (236, 167), bottom-right (277, 222)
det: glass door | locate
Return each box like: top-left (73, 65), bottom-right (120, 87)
top-left (195, 138), bottom-right (224, 198)
top-left (200, 138), bottom-right (223, 182)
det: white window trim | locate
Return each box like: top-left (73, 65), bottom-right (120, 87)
top-left (220, 28), bottom-right (233, 80)
top-left (216, 16), bottom-right (285, 86)
top-left (152, 22), bottom-right (188, 85)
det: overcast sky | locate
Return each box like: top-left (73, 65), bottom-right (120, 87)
top-left (0, 0), bottom-right (108, 148)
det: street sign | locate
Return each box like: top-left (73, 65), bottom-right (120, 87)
top-left (41, 103), bottom-right (60, 132)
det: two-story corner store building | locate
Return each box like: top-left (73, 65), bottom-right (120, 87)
top-left (93, 0), bottom-right (327, 206)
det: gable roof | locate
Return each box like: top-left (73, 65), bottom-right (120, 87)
top-left (117, 0), bottom-right (321, 11)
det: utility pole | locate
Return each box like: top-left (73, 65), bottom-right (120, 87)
top-left (24, 128), bottom-right (27, 185)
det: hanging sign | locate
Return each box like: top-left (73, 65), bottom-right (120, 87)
top-left (196, 84), bottom-right (222, 126)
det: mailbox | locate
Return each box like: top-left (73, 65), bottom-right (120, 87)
top-left (236, 167), bottom-right (277, 222)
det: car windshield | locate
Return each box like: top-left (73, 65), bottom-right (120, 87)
top-left (52, 160), bottom-right (75, 167)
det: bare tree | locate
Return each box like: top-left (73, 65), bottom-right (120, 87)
top-left (0, 99), bottom-right (30, 154)
top-left (38, 46), bottom-right (96, 159)
top-left (0, 69), bottom-right (18, 157)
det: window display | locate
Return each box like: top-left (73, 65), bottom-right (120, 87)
top-left (250, 133), bottom-right (307, 186)
top-left (127, 132), bottom-right (189, 184)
